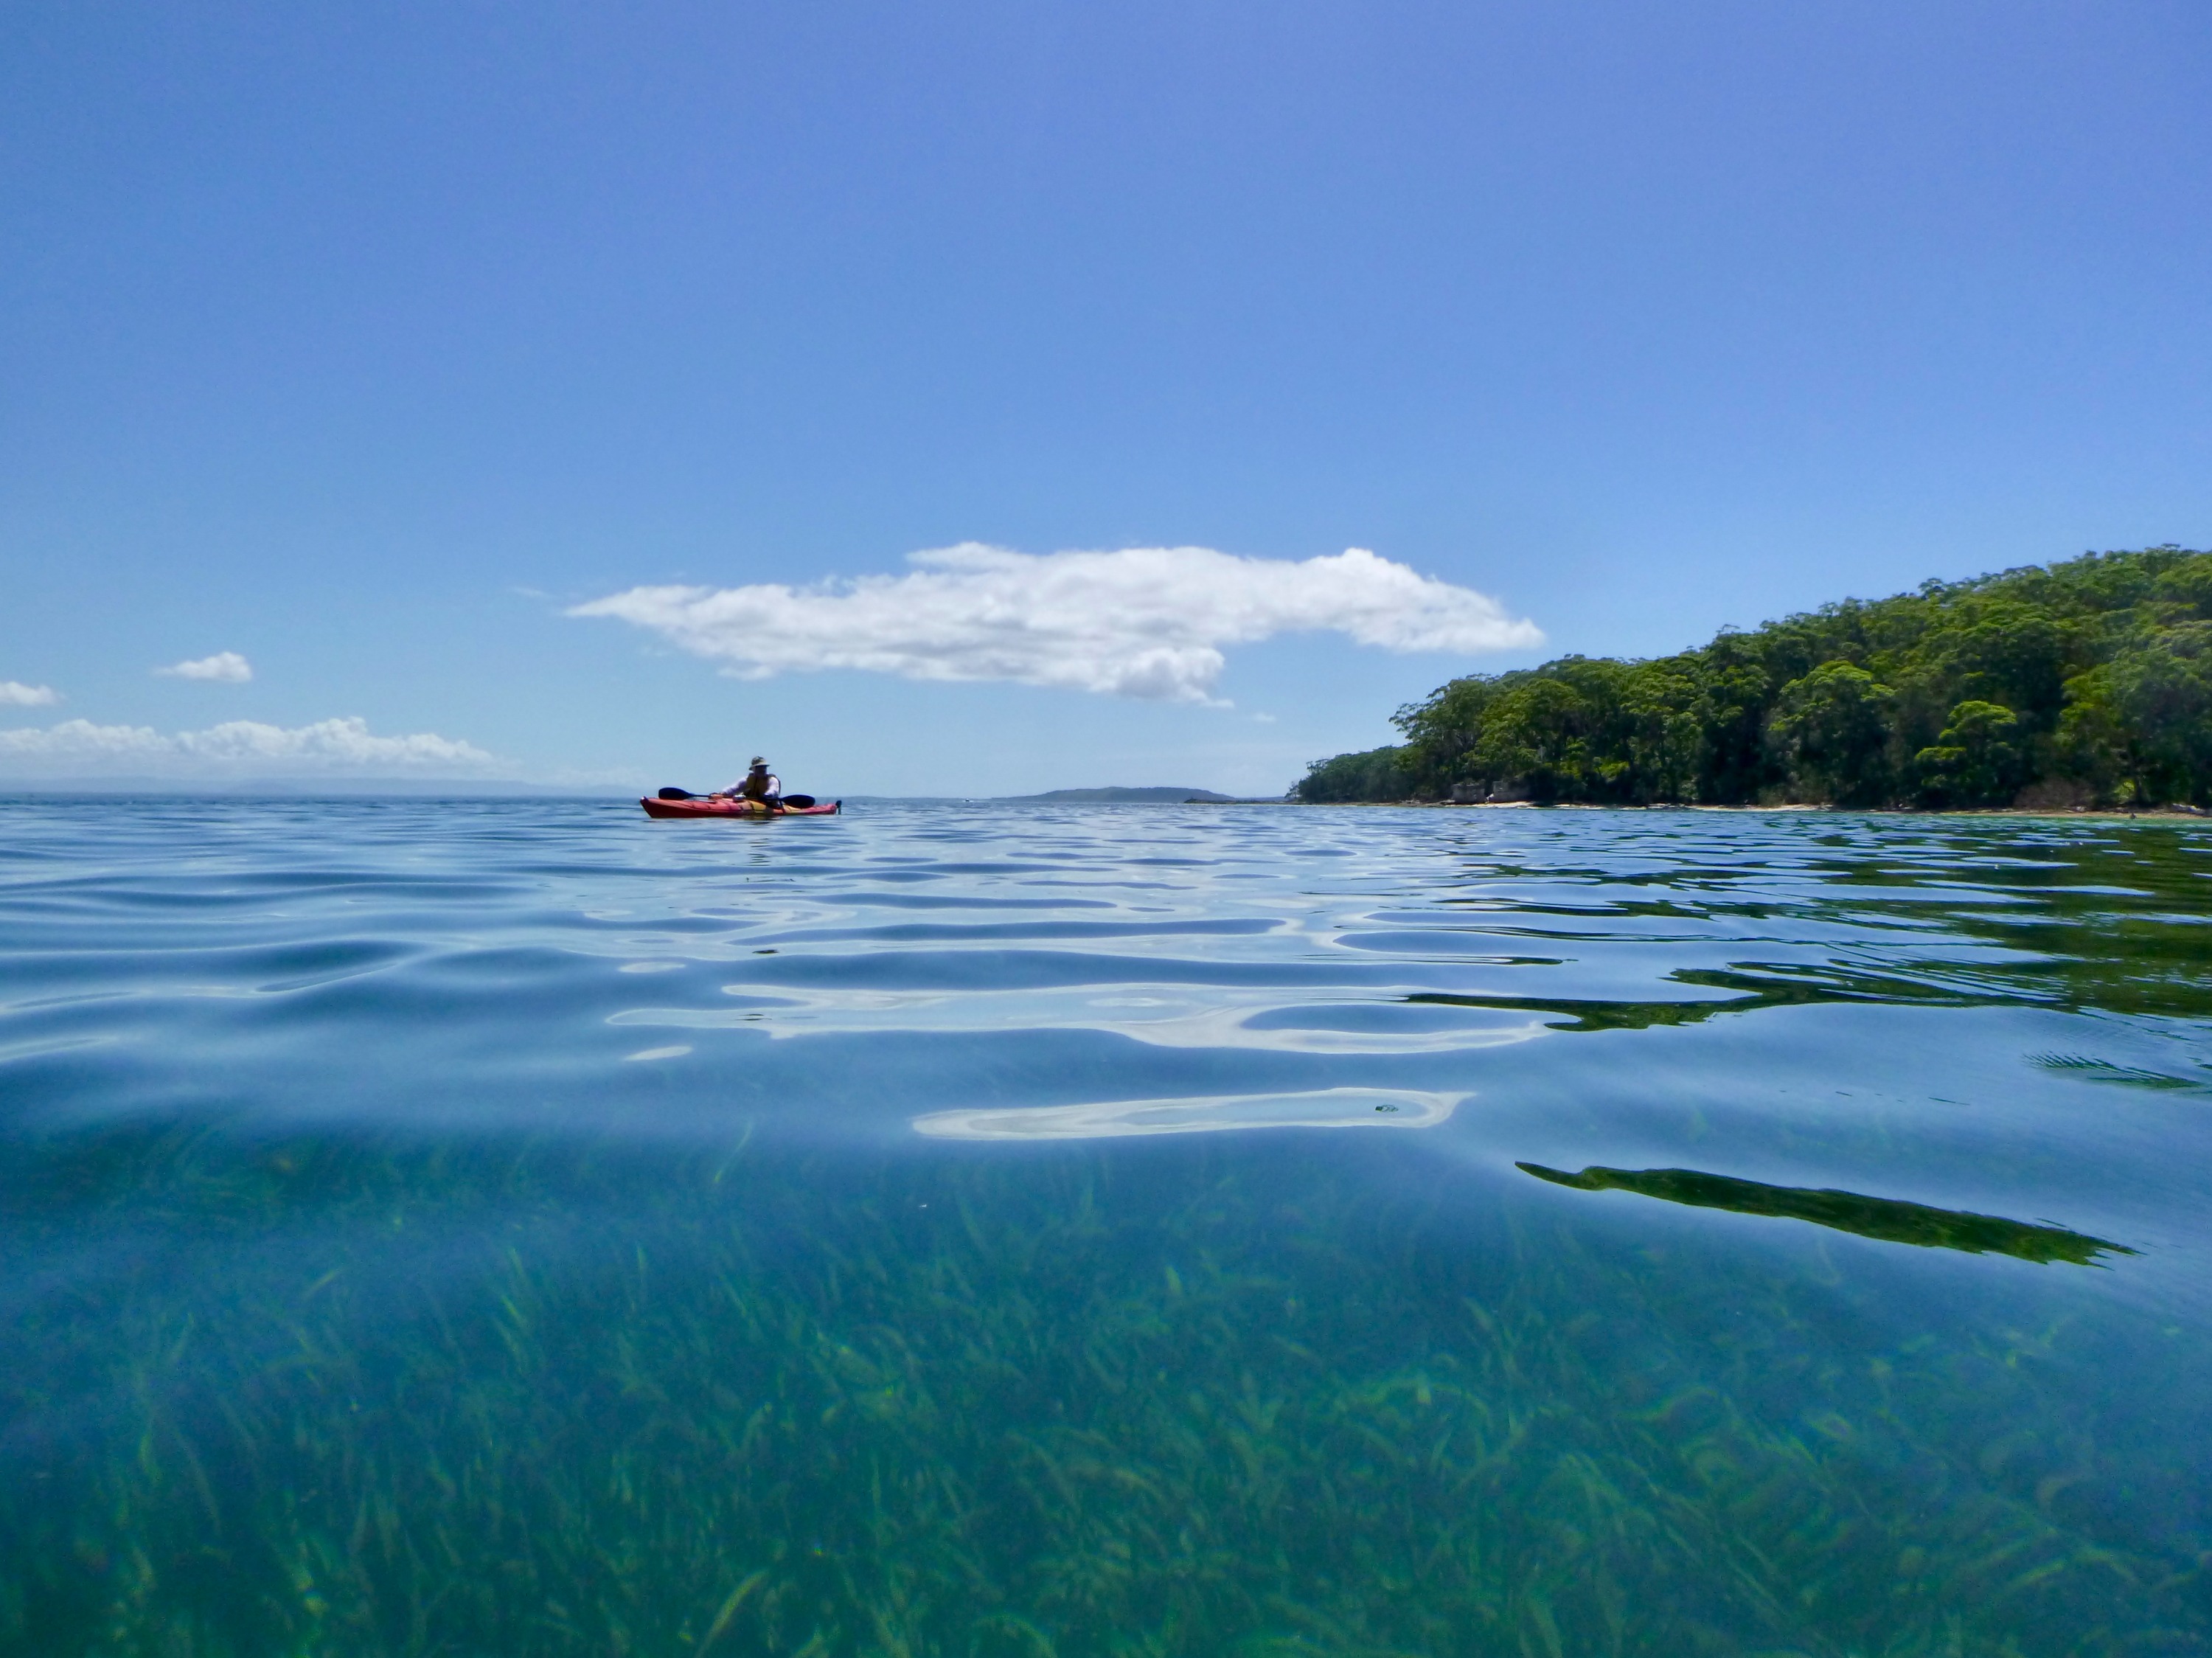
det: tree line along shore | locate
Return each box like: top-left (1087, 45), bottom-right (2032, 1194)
top-left (1293, 546), bottom-right (2212, 811)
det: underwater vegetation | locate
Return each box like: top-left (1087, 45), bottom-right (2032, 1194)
top-left (5, 799), bottom-right (2212, 1657)
top-left (1514, 1163), bottom-right (2134, 1266)
top-left (1, 1127), bottom-right (2205, 1658)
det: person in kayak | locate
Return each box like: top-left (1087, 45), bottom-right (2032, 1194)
top-left (713, 757), bottom-right (782, 810)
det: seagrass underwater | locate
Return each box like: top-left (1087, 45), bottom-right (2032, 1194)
top-left (3, 796), bottom-right (2210, 1655)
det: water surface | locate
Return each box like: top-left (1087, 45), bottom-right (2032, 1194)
top-left (3, 797), bottom-right (2209, 1655)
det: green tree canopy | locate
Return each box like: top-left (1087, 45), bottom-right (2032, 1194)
top-left (1295, 546), bottom-right (2212, 810)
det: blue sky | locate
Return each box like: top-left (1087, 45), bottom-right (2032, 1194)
top-left (3, 0), bottom-right (2207, 795)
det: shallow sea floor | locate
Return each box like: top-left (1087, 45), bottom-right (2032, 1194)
top-left (1, 797), bottom-right (2208, 1656)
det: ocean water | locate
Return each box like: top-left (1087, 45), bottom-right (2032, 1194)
top-left (2, 797), bottom-right (2210, 1657)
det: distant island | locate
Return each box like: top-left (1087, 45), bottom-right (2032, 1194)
top-left (998, 786), bottom-right (1243, 804)
top-left (1294, 545), bottom-right (2212, 811)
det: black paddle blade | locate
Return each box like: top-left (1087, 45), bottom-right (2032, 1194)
top-left (782, 794), bottom-right (816, 809)
top-left (656, 787), bottom-right (695, 799)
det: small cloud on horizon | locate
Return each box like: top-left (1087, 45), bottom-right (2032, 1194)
top-left (0, 716), bottom-right (494, 777)
top-left (0, 681), bottom-right (60, 707)
top-left (573, 544), bottom-right (1542, 705)
top-left (156, 651), bottom-right (253, 683)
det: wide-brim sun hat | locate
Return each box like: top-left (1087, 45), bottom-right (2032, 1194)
top-left (750, 756), bottom-right (766, 766)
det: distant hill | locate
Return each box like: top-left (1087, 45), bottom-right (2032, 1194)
top-left (1295, 544), bottom-right (2212, 811)
top-left (1000, 786), bottom-right (1242, 803)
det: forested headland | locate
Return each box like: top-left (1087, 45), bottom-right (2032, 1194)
top-left (1294, 546), bottom-right (2212, 811)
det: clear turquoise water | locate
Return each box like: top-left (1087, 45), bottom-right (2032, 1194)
top-left (2, 797), bottom-right (2209, 1656)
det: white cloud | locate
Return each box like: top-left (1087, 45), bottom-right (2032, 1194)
top-left (0, 717), bottom-right (493, 775)
top-left (0, 681), bottom-right (60, 707)
top-left (157, 651), bottom-right (254, 683)
top-left (572, 543), bottom-right (1543, 704)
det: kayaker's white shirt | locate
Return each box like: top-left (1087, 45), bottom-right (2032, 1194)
top-left (728, 771), bottom-right (781, 798)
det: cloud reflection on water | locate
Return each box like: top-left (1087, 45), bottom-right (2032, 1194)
top-left (914, 1086), bottom-right (1463, 1140)
top-left (607, 983), bottom-right (1548, 1054)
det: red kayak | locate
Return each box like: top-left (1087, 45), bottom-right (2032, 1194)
top-left (639, 796), bottom-right (841, 819)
